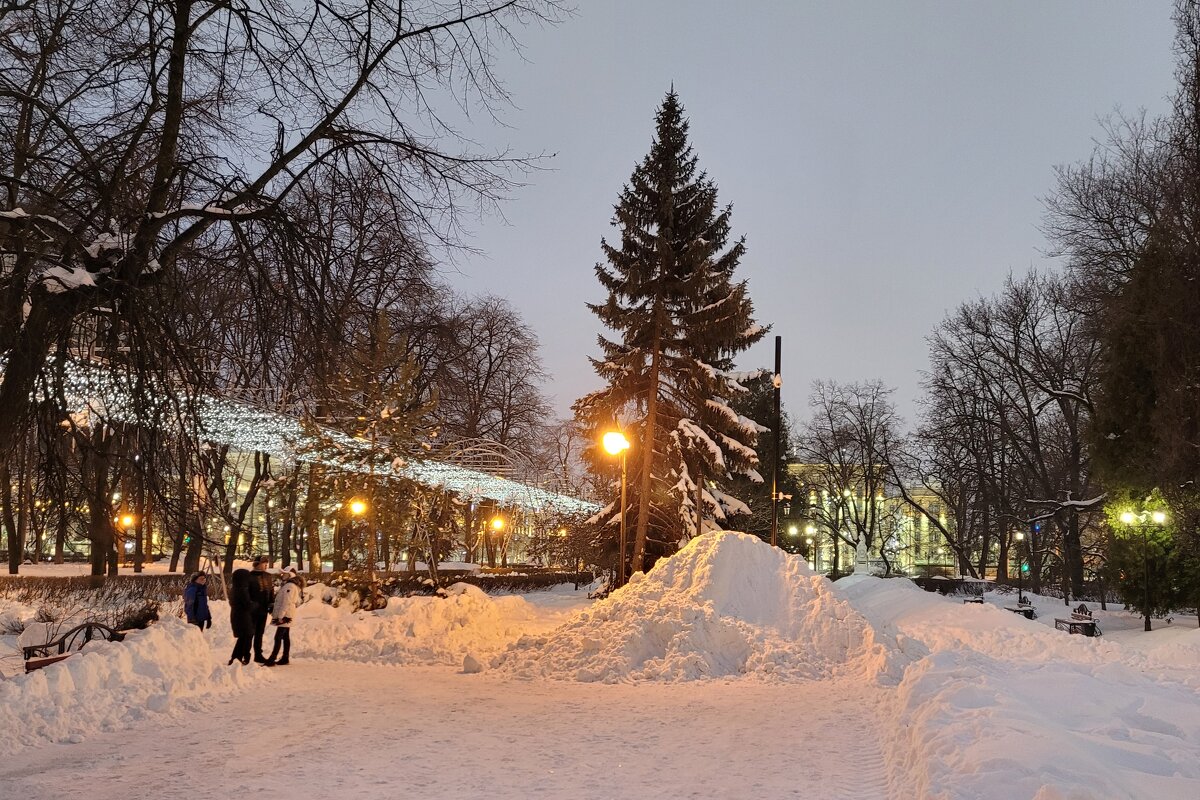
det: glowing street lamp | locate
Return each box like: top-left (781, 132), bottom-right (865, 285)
top-left (603, 430), bottom-right (631, 586)
top-left (490, 516), bottom-right (505, 534)
top-left (349, 499), bottom-right (367, 517)
top-left (1119, 509), bottom-right (1168, 632)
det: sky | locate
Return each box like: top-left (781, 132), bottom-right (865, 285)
top-left (441, 0), bottom-right (1179, 427)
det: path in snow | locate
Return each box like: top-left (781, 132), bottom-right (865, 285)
top-left (0, 661), bottom-right (892, 800)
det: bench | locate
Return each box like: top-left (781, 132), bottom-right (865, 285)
top-left (963, 597), bottom-right (985, 604)
top-left (1005, 605), bottom-right (1037, 620)
top-left (22, 622), bottom-right (125, 673)
top-left (1055, 617), bottom-right (1100, 637)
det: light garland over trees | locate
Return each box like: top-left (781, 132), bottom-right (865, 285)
top-left (42, 358), bottom-right (598, 516)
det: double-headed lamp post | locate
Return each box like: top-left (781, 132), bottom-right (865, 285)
top-left (602, 431), bottom-right (631, 586)
top-left (1014, 531), bottom-right (1026, 605)
top-left (1119, 509), bottom-right (1167, 632)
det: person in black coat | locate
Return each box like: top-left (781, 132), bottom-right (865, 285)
top-left (247, 555), bottom-right (276, 663)
top-left (228, 568), bottom-right (254, 665)
top-left (183, 572), bottom-right (212, 631)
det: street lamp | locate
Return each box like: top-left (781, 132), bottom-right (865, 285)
top-left (1119, 509), bottom-right (1168, 632)
top-left (602, 430), bottom-right (631, 586)
top-left (349, 499), bottom-right (367, 517)
top-left (1014, 531), bottom-right (1026, 605)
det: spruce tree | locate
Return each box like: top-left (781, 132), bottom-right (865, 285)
top-left (574, 91), bottom-right (767, 577)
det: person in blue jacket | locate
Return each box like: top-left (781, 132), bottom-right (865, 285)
top-left (183, 572), bottom-right (212, 632)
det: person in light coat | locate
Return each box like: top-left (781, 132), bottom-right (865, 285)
top-left (265, 568), bottom-right (303, 666)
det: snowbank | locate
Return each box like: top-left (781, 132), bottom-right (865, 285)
top-left (289, 582), bottom-right (577, 666)
top-left (0, 618), bottom-right (258, 755)
top-left (835, 576), bottom-right (1200, 800)
top-left (494, 532), bottom-right (897, 682)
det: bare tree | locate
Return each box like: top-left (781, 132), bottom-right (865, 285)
top-left (0, 0), bottom-right (564, 464)
top-left (796, 381), bottom-right (903, 575)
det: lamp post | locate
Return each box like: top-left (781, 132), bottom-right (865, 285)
top-left (349, 498), bottom-right (367, 571)
top-left (1119, 509), bottom-right (1167, 632)
top-left (1014, 531), bottom-right (1025, 605)
top-left (602, 431), bottom-right (631, 586)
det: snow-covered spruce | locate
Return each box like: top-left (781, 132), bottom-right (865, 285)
top-left (493, 532), bottom-right (899, 682)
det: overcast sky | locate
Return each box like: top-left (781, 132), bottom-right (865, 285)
top-left (442, 0), bottom-right (1178, 428)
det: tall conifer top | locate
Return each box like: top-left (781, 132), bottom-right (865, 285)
top-left (576, 91), bottom-right (767, 563)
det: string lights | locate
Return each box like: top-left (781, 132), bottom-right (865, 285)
top-left (36, 358), bottom-right (600, 515)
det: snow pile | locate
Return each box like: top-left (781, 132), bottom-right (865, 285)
top-left (1141, 626), bottom-right (1200, 673)
top-left (290, 582), bottom-right (573, 666)
top-left (495, 532), bottom-right (897, 683)
top-left (835, 577), bottom-right (1200, 800)
top-left (0, 618), bottom-right (257, 755)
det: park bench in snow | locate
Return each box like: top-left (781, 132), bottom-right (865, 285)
top-left (21, 622), bottom-right (125, 673)
top-left (1005, 604), bottom-right (1037, 620)
top-left (1055, 604), bottom-right (1101, 637)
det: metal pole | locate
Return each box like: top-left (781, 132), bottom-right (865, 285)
top-left (1143, 525), bottom-right (1151, 632)
top-left (770, 335), bottom-right (782, 547)
top-left (618, 452), bottom-right (628, 587)
top-left (1018, 553), bottom-right (1023, 605)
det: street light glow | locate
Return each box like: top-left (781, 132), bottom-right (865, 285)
top-left (602, 431), bottom-right (630, 455)
top-left (120, 514), bottom-right (135, 528)
top-left (1152, 511), bottom-right (1167, 525)
top-left (349, 499), bottom-right (367, 516)
top-left (787, 525), bottom-right (798, 536)
top-left (491, 517), bottom-right (505, 532)
top-left (1120, 511), bottom-right (1136, 525)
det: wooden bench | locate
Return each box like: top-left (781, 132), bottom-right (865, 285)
top-left (1005, 605), bottom-right (1037, 620)
top-left (1055, 617), bottom-right (1100, 636)
top-left (22, 622), bottom-right (125, 673)
top-left (1056, 604), bottom-right (1101, 636)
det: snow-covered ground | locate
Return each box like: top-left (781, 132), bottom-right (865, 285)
top-left (1, 532), bottom-right (1197, 799)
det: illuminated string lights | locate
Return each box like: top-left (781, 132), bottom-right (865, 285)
top-left (29, 358), bottom-right (600, 516)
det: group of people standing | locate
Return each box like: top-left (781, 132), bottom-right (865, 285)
top-left (183, 555), bottom-right (304, 667)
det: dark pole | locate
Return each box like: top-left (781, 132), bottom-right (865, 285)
top-left (770, 335), bottom-right (782, 548)
top-left (1143, 525), bottom-right (1152, 632)
top-left (1018, 552), bottom-right (1024, 605)
top-left (618, 451), bottom-right (628, 587)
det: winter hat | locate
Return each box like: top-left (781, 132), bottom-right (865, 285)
top-left (252, 555), bottom-right (267, 567)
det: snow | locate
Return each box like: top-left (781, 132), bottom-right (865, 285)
top-left (836, 575), bottom-right (1200, 799)
top-left (293, 581), bottom-right (579, 666)
top-left (495, 533), bottom-right (896, 683)
top-left (2, 533), bottom-right (1198, 799)
top-left (0, 618), bottom-right (259, 755)
top-left (40, 265), bottom-right (96, 292)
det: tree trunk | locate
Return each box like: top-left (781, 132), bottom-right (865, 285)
top-left (54, 500), bottom-right (67, 564)
top-left (301, 463), bottom-right (324, 573)
top-left (1, 460), bottom-right (19, 574)
top-left (632, 322), bottom-right (663, 577)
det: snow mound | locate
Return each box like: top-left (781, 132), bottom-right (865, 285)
top-left (494, 532), bottom-right (897, 683)
top-left (0, 618), bottom-right (257, 755)
top-left (834, 576), bottom-right (1200, 800)
top-left (291, 582), bottom-right (571, 666)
